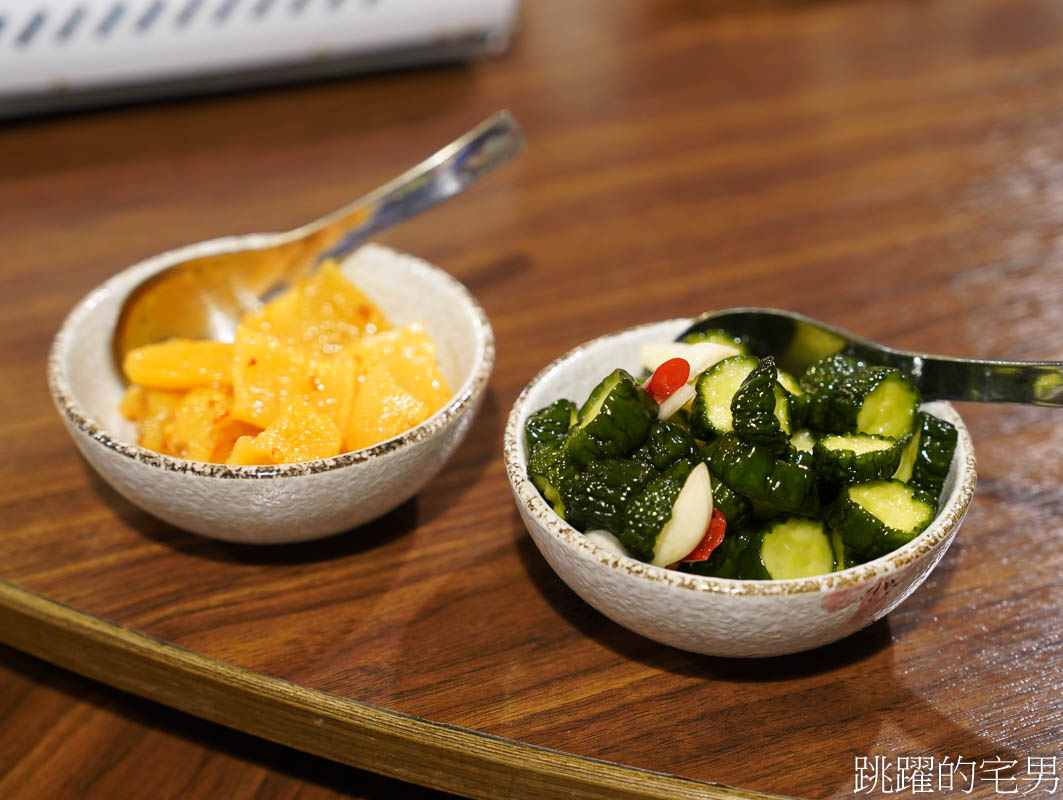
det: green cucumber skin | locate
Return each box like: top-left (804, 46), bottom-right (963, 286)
top-left (709, 474), bottom-right (754, 531)
top-left (528, 441), bottom-right (579, 519)
top-left (738, 528), bottom-right (772, 580)
top-left (706, 434), bottom-right (820, 517)
top-left (632, 419), bottom-right (698, 471)
top-left (800, 355), bottom-right (920, 437)
top-left (777, 369), bottom-right (809, 429)
top-left (667, 409), bottom-right (694, 433)
top-left (564, 458), bottom-right (658, 535)
top-left (750, 498), bottom-right (788, 523)
top-left (567, 369), bottom-right (658, 467)
top-left (681, 530), bottom-right (751, 578)
top-left (524, 399), bottom-right (578, 454)
top-left (799, 354), bottom-right (864, 432)
top-left (909, 412), bottom-right (958, 500)
top-left (777, 448), bottom-right (821, 517)
top-left (825, 480), bottom-right (936, 560)
top-left (619, 458), bottom-right (695, 562)
top-left (813, 434), bottom-right (904, 486)
top-left (830, 528), bottom-right (860, 571)
top-left (705, 432), bottom-right (772, 498)
top-left (690, 355), bottom-right (760, 441)
top-left (731, 356), bottom-right (790, 452)
top-left (697, 443), bottom-right (754, 529)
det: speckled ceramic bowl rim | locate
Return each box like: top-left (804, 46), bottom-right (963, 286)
top-left (47, 238), bottom-right (494, 479)
top-left (503, 318), bottom-right (978, 597)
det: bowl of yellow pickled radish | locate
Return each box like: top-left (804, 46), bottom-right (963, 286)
top-left (48, 242), bottom-right (493, 543)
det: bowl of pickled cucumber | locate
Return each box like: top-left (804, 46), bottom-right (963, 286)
top-left (503, 317), bottom-right (976, 658)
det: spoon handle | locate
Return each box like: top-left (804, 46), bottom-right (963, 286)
top-left (681, 308), bottom-right (1063, 407)
top-left (844, 344), bottom-right (1063, 407)
top-left (303, 110), bottom-right (525, 265)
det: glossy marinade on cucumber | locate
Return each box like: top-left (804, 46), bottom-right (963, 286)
top-left (524, 334), bottom-right (958, 580)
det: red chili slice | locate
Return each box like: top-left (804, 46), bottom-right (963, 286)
top-left (682, 508), bottom-right (727, 562)
top-left (644, 357), bottom-right (691, 403)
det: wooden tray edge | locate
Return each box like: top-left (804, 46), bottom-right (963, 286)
top-left (0, 580), bottom-right (791, 800)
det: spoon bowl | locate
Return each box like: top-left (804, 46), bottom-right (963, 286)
top-left (681, 308), bottom-right (1063, 406)
top-left (112, 110), bottom-right (523, 369)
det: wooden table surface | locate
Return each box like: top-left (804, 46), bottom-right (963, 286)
top-left (2, 1), bottom-right (1062, 798)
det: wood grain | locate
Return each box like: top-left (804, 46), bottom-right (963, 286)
top-left (2, 0), bottom-right (1063, 798)
top-left (0, 642), bottom-right (467, 800)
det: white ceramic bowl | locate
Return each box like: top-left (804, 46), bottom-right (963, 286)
top-left (49, 242), bottom-right (493, 544)
top-left (503, 319), bottom-right (977, 658)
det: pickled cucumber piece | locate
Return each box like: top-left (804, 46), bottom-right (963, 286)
top-left (708, 473), bottom-right (753, 531)
top-left (632, 419), bottom-right (698, 471)
top-left (524, 399), bottom-right (577, 454)
top-left (739, 517), bottom-right (835, 580)
top-left (814, 433), bottom-right (904, 485)
top-left (826, 479), bottom-right (936, 560)
top-left (528, 441), bottom-right (578, 519)
top-left (564, 458), bottom-right (658, 535)
top-left (706, 433), bottom-right (820, 517)
top-left (690, 355), bottom-right (760, 440)
top-left (892, 411), bottom-right (958, 500)
top-left (730, 356), bottom-right (791, 452)
top-left (801, 354), bottom-right (920, 440)
top-left (567, 369), bottom-right (658, 467)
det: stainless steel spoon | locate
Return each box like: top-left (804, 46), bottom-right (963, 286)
top-left (113, 110), bottom-right (524, 367)
top-left (680, 307), bottom-right (1063, 406)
